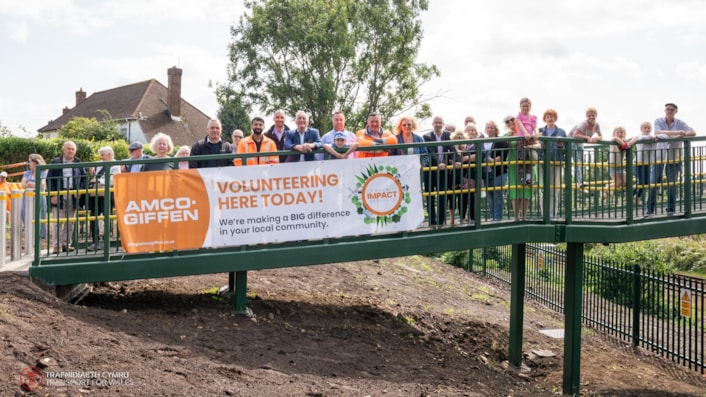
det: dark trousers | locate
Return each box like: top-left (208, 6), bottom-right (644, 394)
top-left (88, 195), bottom-right (113, 244)
top-left (424, 168), bottom-right (447, 225)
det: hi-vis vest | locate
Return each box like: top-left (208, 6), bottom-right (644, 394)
top-left (233, 136), bottom-right (280, 166)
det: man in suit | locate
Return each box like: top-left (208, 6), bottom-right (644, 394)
top-left (47, 140), bottom-right (86, 253)
top-left (284, 111), bottom-right (322, 162)
top-left (423, 116), bottom-right (453, 226)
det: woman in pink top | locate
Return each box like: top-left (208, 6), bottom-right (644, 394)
top-left (515, 97), bottom-right (538, 184)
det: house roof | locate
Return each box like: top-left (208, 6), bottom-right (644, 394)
top-left (38, 79), bottom-right (211, 147)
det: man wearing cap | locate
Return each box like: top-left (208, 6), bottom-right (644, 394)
top-left (190, 119), bottom-right (235, 168)
top-left (233, 117), bottom-right (279, 166)
top-left (647, 103), bottom-right (697, 217)
top-left (122, 142), bottom-right (151, 173)
top-left (47, 141), bottom-right (86, 253)
top-left (323, 131), bottom-right (359, 159)
top-left (317, 110), bottom-right (358, 160)
top-left (0, 171), bottom-right (11, 213)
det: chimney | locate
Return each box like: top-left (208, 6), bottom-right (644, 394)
top-left (167, 66), bottom-right (182, 118)
top-left (75, 88), bottom-right (86, 106)
top-left (63, 106), bottom-right (70, 115)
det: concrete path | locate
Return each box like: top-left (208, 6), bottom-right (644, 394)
top-left (0, 256), bottom-right (32, 274)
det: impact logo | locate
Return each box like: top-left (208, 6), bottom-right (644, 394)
top-left (351, 164), bottom-right (410, 225)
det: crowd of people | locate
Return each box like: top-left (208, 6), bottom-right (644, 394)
top-left (23, 99), bottom-right (697, 253)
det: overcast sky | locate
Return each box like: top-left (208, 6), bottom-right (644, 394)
top-left (1, 0), bottom-right (704, 138)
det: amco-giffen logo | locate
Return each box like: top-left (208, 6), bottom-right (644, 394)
top-left (351, 164), bottom-right (410, 225)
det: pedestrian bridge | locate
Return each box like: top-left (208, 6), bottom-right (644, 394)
top-left (4, 135), bottom-right (706, 395)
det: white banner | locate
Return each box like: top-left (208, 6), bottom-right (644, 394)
top-left (115, 156), bottom-right (424, 252)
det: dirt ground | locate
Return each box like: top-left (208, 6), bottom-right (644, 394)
top-left (1, 256), bottom-right (705, 396)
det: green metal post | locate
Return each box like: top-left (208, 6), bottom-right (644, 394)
top-left (508, 243), bottom-right (526, 367)
top-left (631, 264), bottom-right (641, 347)
top-left (542, 143), bottom-right (551, 224)
top-left (565, 143), bottom-right (573, 222)
top-left (233, 270), bottom-right (252, 316)
top-left (684, 140), bottom-right (692, 217)
top-left (625, 147), bottom-right (634, 224)
top-left (563, 242), bottom-right (584, 395)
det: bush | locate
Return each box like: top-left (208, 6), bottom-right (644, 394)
top-left (587, 237), bottom-right (706, 274)
top-left (0, 137), bottom-right (131, 178)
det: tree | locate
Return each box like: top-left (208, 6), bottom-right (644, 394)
top-left (213, 83), bottom-right (252, 141)
top-left (57, 111), bottom-right (124, 142)
top-left (0, 121), bottom-right (11, 138)
top-left (220, 0), bottom-right (439, 132)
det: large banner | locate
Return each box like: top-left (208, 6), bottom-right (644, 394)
top-left (114, 156), bottom-right (424, 253)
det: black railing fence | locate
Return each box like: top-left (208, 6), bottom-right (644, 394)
top-left (471, 244), bottom-right (706, 374)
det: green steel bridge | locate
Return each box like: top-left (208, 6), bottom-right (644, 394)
top-left (16, 135), bottom-right (706, 395)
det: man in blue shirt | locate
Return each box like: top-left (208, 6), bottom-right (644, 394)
top-left (317, 110), bottom-right (358, 160)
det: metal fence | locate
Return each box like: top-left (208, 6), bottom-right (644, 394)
top-left (471, 244), bottom-right (706, 374)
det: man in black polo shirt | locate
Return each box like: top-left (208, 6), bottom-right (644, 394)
top-left (189, 119), bottom-right (235, 168)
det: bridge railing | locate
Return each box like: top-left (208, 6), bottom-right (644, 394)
top-left (471, 243), bottom-right (706, 375)
top-left (10, 135), bottom-right (705, 265)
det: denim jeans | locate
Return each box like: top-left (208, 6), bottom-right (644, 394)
top-left (572, 145), bottom-right (584, 186)
top-left (485, 173), bottom-right (507, 221)
top-left (648, 163), bottom-right (680, 214)
top-left (634, 165), bottom-right (650, 203)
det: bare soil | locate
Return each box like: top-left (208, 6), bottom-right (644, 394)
top-left (1, 256), bottom-right (705, 396)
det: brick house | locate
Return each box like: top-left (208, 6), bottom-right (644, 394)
top-left (38, 67), bottom-right (210, 147)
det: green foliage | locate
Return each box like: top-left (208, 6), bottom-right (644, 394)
top-left (0, 121), bottom-right (12, 138)
top-left (441, 250), bottom-right (468, 269)
top-left (214, 84), bottom-right (252, 142)
top-left (0, 137), bottom-right (92, 174)
top-left (584, 259), bottom-right (669, 318)
top-left (0, 137), bottom-right (132, 181)
top-left (57, 113), bottom-right (125, 142)
top-left (587, 237), bottom-right (706, 274)
top-left (221, 0), bottom-right (439, 131)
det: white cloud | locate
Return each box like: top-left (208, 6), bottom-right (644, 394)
top-left (1, 0), bottom-right (706, 136)
top-left (676, 62), bottom-right (706, 84)
top-left (6, 20), bottom-right (27, 42)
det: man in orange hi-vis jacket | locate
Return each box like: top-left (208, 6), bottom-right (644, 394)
top-left (355, 112), bottom-right (397, 158)
top-left (234, 116), bottom-right (279, 166)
